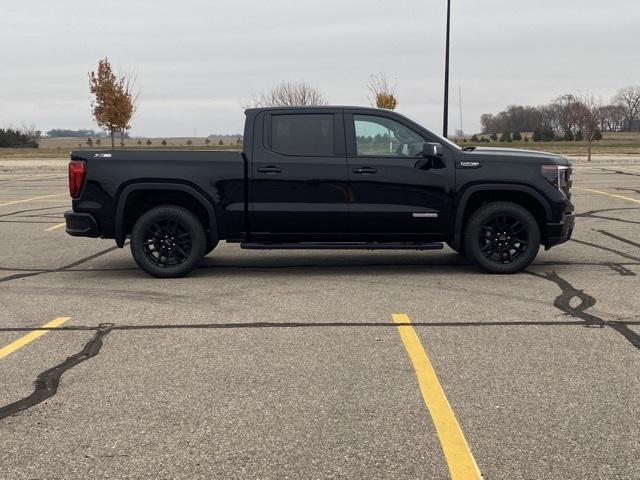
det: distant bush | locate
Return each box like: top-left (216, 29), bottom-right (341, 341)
top-left (499, 132), bottom-right (512, 142)
top-left (137, 140), bottom-right (142, 145)
top-left (0, 128), bottom-right (38, 148)
top-left (236, 137), bottom-right (242, 145)
top-left (205, 138), bottom-right (211, 145)
top-left (161, 139), bottom-right (167, 146)
top-left (146, 139), bottom-right (152, 145)
top-left (563, 130), bottom-right (574, 142)
top-left (187, 139), bottom-right (193, 146)
top-left (86, 138), bottom-right (93, 147)
top-left (470, 134), bottom-right (479, 142)
top-left (490, 133), bottom-right (498, 141)
top-left (574, 130), bottom-right (584, 141)
top-left (218, 139), bottom-right (224, 146)
top-left (524, 135), bottom-right (529, 142)
top-left (512, 131), bottom-right (522, 141)
top-left (96, 138), bottom-right (101, 145)
top-left (594, 129), bottom-right (603, 141)
top-left (532, 127), bottom-right (555, 142)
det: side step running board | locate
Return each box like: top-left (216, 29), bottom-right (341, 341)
top-left (240, 242), bottom-right (444, 251)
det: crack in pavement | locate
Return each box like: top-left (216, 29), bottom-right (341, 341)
top-left (527, 271), bottom-right (640, 351)
top-left (576, 207), bottom-right (640, 226)
top-left (2, 319), bottom-right (639, 334)
top-left (597, 229), bottom-right (640, 249)
top-left (572, 238), bottom-right (640, 262)
top-left (0, 246), bottom-right (122, 283)
top-left (0, 205), bottom-right (66, 219)
top-left (0, 323), bottom-right (113, 421)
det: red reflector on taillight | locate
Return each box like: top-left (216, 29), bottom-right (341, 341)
top-left (69, 160), bottom-right (86, 198)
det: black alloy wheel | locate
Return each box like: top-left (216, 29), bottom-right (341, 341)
top-left (478, 214), bottom-right (528, 264)
top-left (130, 205), bottom-right (206, 278)
top-left (464, 201), bottom-right (540, 274)
top-left (143, 219), bottom-right (192, 268)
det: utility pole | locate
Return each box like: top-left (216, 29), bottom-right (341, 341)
top-left (443, 0), bottom-right (451, 138)
top-left (458, 84), bottom-right (463, 137)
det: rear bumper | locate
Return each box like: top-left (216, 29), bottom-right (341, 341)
top-left (545, 212), bottom-right (575, 248)
top-left (64, 211), bottom-right (100, 237)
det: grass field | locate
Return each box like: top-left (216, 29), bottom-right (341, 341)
top-left (457, 131), bottom-right (640, 156)
top-left (0, 136), bottom-right (242, 158)
top-left (1, 132), bottom-right (638, 159)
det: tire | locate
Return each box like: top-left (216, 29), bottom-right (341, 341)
top-left (446, 241), bottom-right (465, 256)
top-left (130, 205), bottom-right (206, 278)
top-left (464, 201), bottom-right (540, 274)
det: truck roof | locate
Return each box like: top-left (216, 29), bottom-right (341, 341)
top-left (244, 106), bottom-right (392, 114)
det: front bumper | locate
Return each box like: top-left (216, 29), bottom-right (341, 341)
top-left (545, 212), bottom-right (575, 248)
top-left (64, 211), bottom-right (100, 237)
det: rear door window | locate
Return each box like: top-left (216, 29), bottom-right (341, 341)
top-left (271, 114), bottom-right (334, 156)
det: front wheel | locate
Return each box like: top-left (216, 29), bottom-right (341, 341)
top-left (130, 205), bottom-right (206, 278)
top-left (464, 202), bottom-right (540, 274)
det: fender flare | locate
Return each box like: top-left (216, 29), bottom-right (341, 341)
top-left (114, 182), bottom-right (217, 247)
top-left (452, 184), bottom-right (552, 250)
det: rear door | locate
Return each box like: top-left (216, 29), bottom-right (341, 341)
top-left (345, 111), bottom-right (455, 237)
top-left (248, 110), bottom-right (348, 237)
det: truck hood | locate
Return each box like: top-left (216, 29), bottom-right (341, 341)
top-left (463, 147), bottom-right (570, 165)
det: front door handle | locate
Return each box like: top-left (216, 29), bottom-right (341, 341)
top-left (353, 167), bottom-right (378, 175)
top-left (257, 166), bottom-right (283, 174)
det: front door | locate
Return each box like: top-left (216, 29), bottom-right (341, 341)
top-left (346, 112), bottom-right (454, 237)
top-left (249, 111), bottom-right (349, 238)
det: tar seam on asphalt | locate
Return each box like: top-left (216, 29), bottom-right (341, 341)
top-left (576, 207), bottom-right (640, 226)
top-left (527, 270), bottom-right (640, 351)
top-left (0, 205), bottom-right (66, 219)
top-left (572, 238), bottom-right (640, 262)
top-left (596, 229), bottom-right (640, 249)
top-left (599, 168), bottom-right (640, 177)
top-left (0, 245), bottom-right (122, 283)
top-left (0, 323), bottom-right (113, 421)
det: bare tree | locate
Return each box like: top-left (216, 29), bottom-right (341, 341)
top-left (613, 86), bottom-right (640, 131)
top-left (244, 81), bottom-right (327, 108)
top-left (88, 58), bottom-right (138, 148)
top-left (575, 93), bottom-right (603, 162)
top-left (367, 73), bottom-right (398, 110)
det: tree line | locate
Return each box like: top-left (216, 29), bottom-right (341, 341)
top-left (0, 128), bottom-right (38, 148)
top-left (480, 86), bottom-right (640, 138)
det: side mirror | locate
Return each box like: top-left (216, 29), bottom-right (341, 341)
top-left (423, 142), bottom-right (444, 158)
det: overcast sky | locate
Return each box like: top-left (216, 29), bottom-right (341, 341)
top-left (1, 0), bottom-right (638, 137)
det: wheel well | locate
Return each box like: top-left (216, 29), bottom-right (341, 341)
top-left (460, 190), bottom-right (548, 246)
top-left (122, 189), bottom-right (212, 236)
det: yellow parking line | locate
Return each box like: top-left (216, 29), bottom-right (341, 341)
top-left (0, 194), bottom-right (65, 207)
top-left (574, 187), bottom-right (640, 204)
top-left (0, 317), bottom-right (71, 360)
top-left (393, 313), bottom-right (482, 480)
top-left (45, 222), bottom-right (66, 232)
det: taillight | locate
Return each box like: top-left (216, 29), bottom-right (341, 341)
top-left (69, 160), bottom-right (86, 198)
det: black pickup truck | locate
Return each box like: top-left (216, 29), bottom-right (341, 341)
top-left (65, 106), bottom-right (574, 277)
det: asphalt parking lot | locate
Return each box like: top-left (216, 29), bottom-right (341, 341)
top-left (1, 161), bottom-right (639, 479)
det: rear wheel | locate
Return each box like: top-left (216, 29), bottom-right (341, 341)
top-left (130, 205), bottom-right (206, 278)
top-left (464, 201), bottom-right (540, 274)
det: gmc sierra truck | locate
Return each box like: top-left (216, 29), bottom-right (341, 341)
top-left (65, 106), bottom-right (574, 277)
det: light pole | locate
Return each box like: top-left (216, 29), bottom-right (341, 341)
top-left (442, 0), bottom-right (451, 138)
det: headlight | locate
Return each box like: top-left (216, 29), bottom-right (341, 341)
top-left (541, 165), bottom-right (569, 190)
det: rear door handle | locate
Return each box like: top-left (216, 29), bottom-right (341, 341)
top-left (257, 166), bottom-right (283, 174)
top-left (353, 167), bottom-right (377, 175)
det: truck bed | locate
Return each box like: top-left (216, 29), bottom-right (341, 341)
top-left (69, 149), bottom-right (247, 240)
